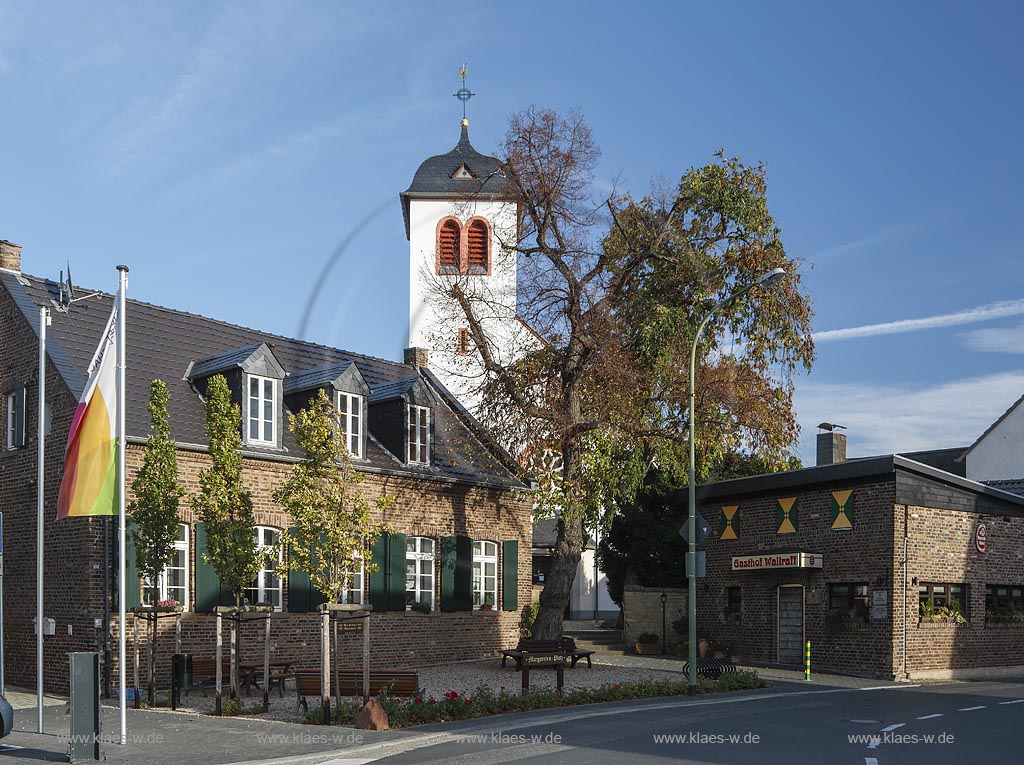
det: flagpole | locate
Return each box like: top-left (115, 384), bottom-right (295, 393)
top-left (36, 305), bottom-right (49, 734)
top-left (116, 265), bottom-right (128, 746)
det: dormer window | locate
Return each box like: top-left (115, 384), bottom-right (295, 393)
top-left (248, 375), bottom-right (276, 445)
top-left (337, 391), bottom-right (364, 459)
top-left (408, 404), bottom-right (430, 464)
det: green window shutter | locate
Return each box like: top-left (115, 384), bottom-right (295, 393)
top-left (286, 528), bottom-right (311, 613)
top-left (12, 383), bottom-right (26, 448)
top-left (368, 533), bottom-right (389, 611)
top-left (388, 532), bottom-right (407, 611)
top-left (310, 532), bottom-right (330, 610)
top-left (455, 535), bottom-right (473, 611)
top-left (501, 540), bottom-right (518, 612)
top-left (114, 518), bottom-right (142, 610)
top-left (440, 536), bottom-right (457, 612)
top-left (194, 522), bottom-right (231, 611)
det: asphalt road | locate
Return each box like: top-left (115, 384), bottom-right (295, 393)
top-left (368, 680), bottom-right (1024, 765)
top-left (1, 680), bottom-right (1020, 764)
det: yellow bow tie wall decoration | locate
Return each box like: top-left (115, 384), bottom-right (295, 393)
top-left (720, 505), bottom-right (739, 540)
top-left (777, 497), bottom-right (798, 534)
top-left (830, 489), bottom-right (854, 529)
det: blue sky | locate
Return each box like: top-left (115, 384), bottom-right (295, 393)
top-left (2, 1), bottom-right (1022, 464)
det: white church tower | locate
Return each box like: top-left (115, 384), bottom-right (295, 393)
top-left (401, 87), bottom-right (525, 409)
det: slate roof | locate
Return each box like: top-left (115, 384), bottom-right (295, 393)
top-left (282, 362), bottom-right (356, 395)
top-left (399, 123), bottom-right (515, 239)
top-left (532, 516), bottom-right (596, 550)
top-left (368, 377), bottom-right (419, 402)
top-left (188, 343), bottom-right (264, 380)
top-left (985, 478), bottom-right (1024, 497)
top-left (1, 271), bottom-right (525, 490)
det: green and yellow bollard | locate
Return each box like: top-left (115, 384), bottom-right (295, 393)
top-left (805, 640), bottom-right (811, 681)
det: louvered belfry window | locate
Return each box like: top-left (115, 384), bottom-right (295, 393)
top-left (438, 220), bottom-right (461, 274)
top-left (466, 220), bottom-right (489, 274)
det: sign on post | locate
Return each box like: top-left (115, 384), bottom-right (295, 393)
top-left (678, 514), bottom-right (710, 545)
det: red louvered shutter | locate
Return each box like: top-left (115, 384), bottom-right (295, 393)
top-left (438, 220), bottom-right (460, 273)
top-left (466, 220), bottom-right (488, 274)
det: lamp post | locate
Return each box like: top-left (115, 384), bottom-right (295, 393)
top-left (686, 267), bottom-right (786, 696)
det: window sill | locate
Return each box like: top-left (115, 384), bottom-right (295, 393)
top-left (917, 619), bottom-right (969, 627)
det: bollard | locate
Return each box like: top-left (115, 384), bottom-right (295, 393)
top-left (69, 652), bottom-right (101, 761)
top-left (805, 640), bottom-right (811, 681)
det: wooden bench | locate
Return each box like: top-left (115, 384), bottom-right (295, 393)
top-left (501, 637), bottom-right (594, 669)
top-left (184, 657), bottom-right (218, 696)
top-left (294, 669), bottom-right (421, 714)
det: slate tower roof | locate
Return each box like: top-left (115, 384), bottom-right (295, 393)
top-left (399, 122), bottom-right (515, 238)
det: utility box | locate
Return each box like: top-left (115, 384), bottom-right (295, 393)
top-left (69, 652), bottom-right (101, 761)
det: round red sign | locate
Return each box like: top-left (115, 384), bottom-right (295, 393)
top-left (976, 524), bottom-right (987, 553)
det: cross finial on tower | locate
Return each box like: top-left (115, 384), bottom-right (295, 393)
top-left (454, 62), bottom-right (474, 125)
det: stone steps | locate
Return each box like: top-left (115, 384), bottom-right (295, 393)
top-left (564, 628), bottom-right (625, 653)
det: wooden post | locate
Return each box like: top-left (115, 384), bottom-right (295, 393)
top-left (361, 611), bottom-right (370, 704)
top-left (148, 612), bottom-right (157, 706)
top-left (263, 613), bottom-right (271, 710)
top-left (332, 617), bottom-right (340, 712)
top-left (321, 608), bottom-right (330, 725)
top-left (132, 611), bottom-right (140, 709)
top-left (230, 615), bottom-right (238, 700)
top-left (215, 612), bottom-right (223, 715)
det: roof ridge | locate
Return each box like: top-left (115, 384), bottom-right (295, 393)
top-left (21, 272), bottom-right (412, 374)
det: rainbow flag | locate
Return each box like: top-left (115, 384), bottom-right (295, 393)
top-left (57, 300), bottom-right (120, 519)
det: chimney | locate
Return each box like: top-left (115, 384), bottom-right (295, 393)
top-left (404, 347), bottom-right (429, 368)
top-left (816, 422), bottom-right (847, 466)
top-left (0, 240), bottom-right (21, 272)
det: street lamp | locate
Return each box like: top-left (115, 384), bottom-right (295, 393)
top-left (686, 267), bottom-right (786, 696)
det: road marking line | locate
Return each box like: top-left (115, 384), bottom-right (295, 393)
top-left (957, 706), bottom-right (986, 711)
top-left (867, 737), bottom-right (882, 750)
top-left (865, 758), bottom-right (878, 765)
top-left (917, 713), bottom-right (943, 719)
top-left (880, 723), bottom-right (905, 732)
top-left (999, 699), bottom-right (1024, 705)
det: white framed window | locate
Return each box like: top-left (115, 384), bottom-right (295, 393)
top-left (247, 526), bottom-right (283, 611)
top-left (342, 553), bottom-right (364, 605)
top-left (337, 392), bottom-right (364, 459)
top-left (247, 376), bottom-right (276, 445)
top-left (405, 536), bottom-right (435, 609)
top-left (143, 523), bottom-right (190, 610)
top-left (6, 391), bottom-right (16, 450)
top-left (408, 405), bottom-right (430, 464)
top-left (473, 540), bottom-right (498, 608)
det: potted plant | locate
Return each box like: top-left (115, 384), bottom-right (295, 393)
top-left (636, 633), bottom-right (661, 654)
top-left (711, 640), bottom-right (728, 660)
top-left (674, 639), bottom-right (688, 657)
top-left (480, 593), bottom-right (494, 611)
top-left (410, 599), bottom-right (432, 614)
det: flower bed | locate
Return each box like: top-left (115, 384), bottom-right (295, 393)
top-left (314, 671), bottom-right (767, 728)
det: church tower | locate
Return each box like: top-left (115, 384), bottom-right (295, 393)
top-left (401, 86), bottom-right (523, 408)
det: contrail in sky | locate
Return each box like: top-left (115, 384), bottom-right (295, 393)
top-left (814, 298), bottom-right (1024, 343)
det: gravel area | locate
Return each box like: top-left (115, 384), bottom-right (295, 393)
top-left (144, 657), bottom-right (686, 722)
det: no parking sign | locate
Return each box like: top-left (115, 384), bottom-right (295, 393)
top-left (976, 524), bottom-right (988, 553)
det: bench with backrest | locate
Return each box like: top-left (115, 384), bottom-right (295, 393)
top-left (501, 637), bottom-right (593, 669)
top-left (182, 657), bottom-right (291, 697)
top-left (293, 670), bottom-right (421, 714)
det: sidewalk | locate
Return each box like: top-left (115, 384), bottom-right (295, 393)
top-left (595, 653), bottom-right (905, 689)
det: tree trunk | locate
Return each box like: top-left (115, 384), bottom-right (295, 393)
top-left (532, 515), bottom-right (585, 639)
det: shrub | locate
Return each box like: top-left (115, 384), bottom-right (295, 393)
top-left (520, 603), bottom-right (539, 637)
top-left (410, 600), bottom-right (432, 614)
top-left (222, 697), bottom-right (242, 716)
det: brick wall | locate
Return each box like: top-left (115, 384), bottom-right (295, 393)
top-left (897, 503), bottom-right (1024, 679)
top-left (697, 478), bottom-right (897, 677)
top-left (622, 586), bottom-right (687, 651)
top-left (0, 284), bottom-right (534, 694)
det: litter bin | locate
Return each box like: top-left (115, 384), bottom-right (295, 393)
top-left (0, 694), bottom-right (13, 738)
top-left (172, 653), bottom-right (192, 710)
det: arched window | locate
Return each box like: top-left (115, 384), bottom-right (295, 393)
top-left (438, 219), bottom-right (461, 274)
top-left (466, 219), bottom-right (489, 274)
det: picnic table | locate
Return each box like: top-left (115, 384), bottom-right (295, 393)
top-left (240, 660), bottom-right (295, 696)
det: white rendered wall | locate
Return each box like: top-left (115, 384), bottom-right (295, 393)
top-left (966, 401), bottom-right (1024, 481)
top-left (570, 546), bottom-right (618, 620)
top-left (408, 197), bottom-right (530, 409)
